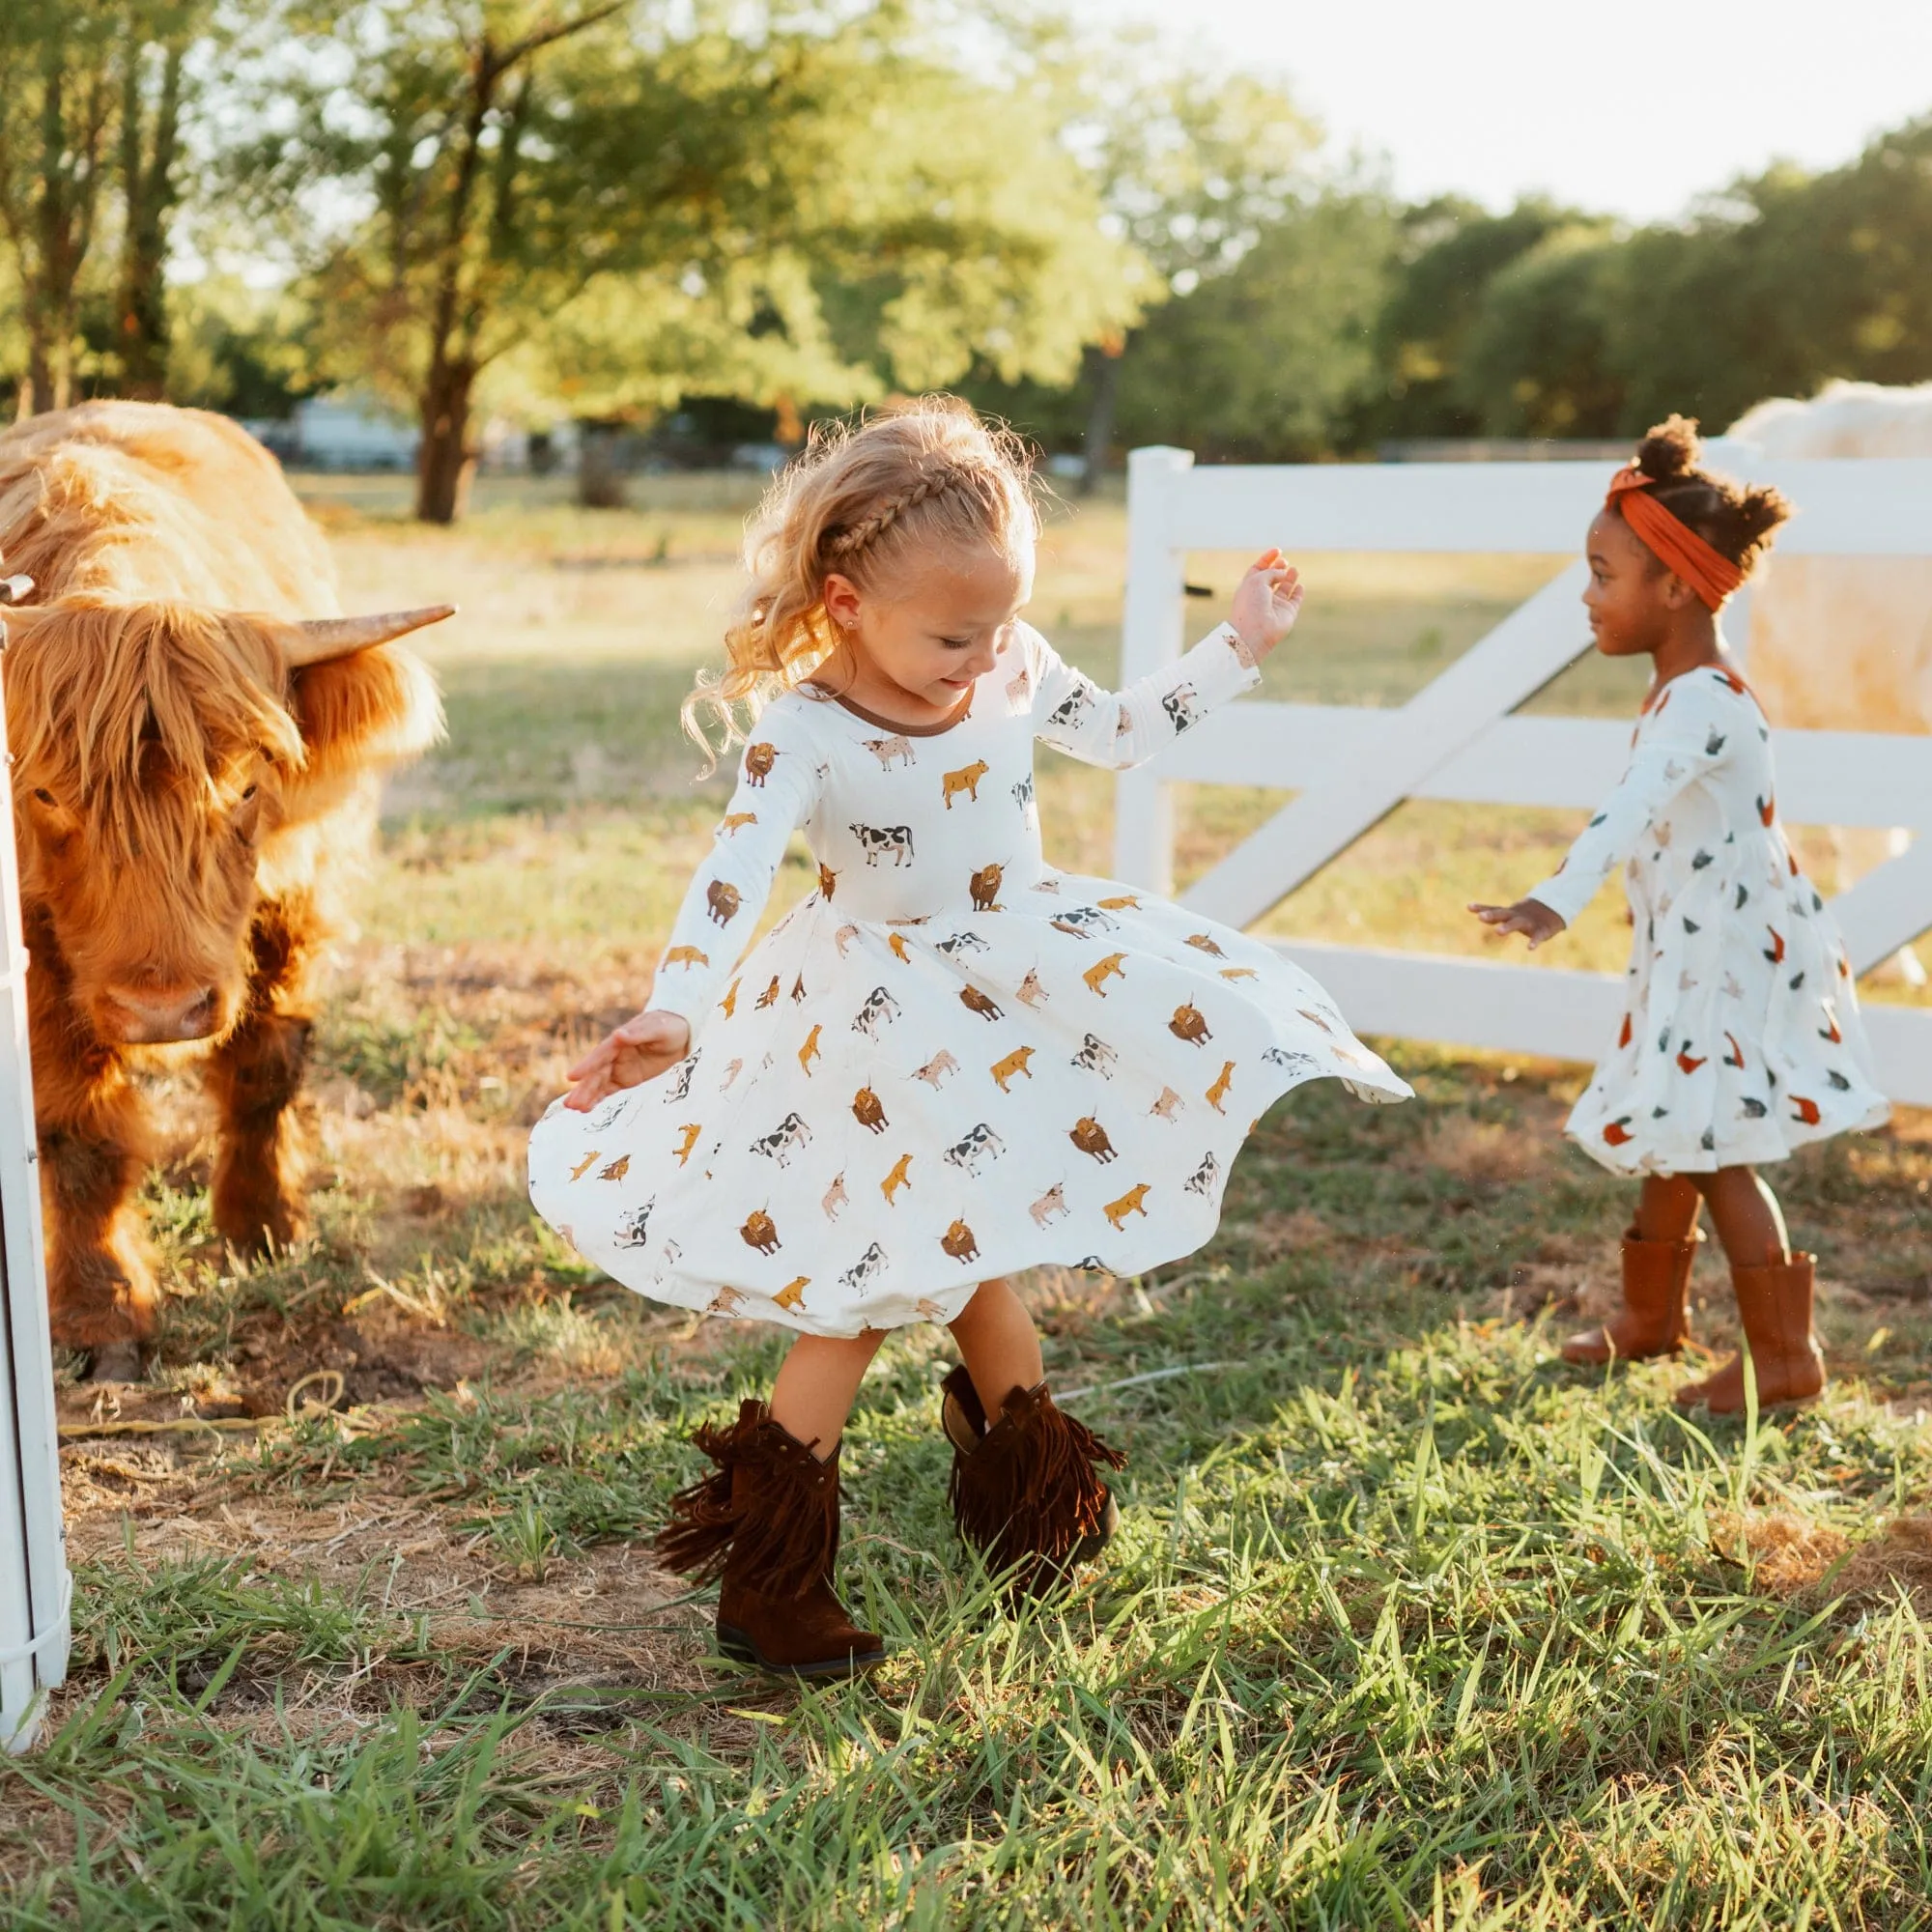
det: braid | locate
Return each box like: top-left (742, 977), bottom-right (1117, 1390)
top-left (822, 465), bottom-right (968, 562)
top-left (683, 394), bottom-right (1039, 771)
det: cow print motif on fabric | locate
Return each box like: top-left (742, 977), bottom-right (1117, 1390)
top-left (527, 619), bottom-right (1411, 1335)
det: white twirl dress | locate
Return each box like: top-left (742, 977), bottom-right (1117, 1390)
top-left (1528, 661), bottom-right (1889, 1175)
top-left (528, 621), bottom-right (1411, 1336)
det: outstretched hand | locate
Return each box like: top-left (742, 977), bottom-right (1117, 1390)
top-left (1469, 896), bottom-right (1567, 951)
top-left (563, 1009), bottom-right (693, 1111)
top-left (1227, 549), bottom-right (1304, 666)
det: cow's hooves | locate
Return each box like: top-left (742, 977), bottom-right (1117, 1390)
top-left (82, 1342), bottom-right (149, 1383)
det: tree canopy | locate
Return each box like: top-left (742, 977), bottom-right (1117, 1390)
top-left (1, 3), bottom-right (1928, 501)
top-left (226, 0), bottom-right (1143, 518)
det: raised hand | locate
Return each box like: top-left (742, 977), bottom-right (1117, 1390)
top-left (1468, 897), bottom-right (1568, 951)
top-left (563, 1009), bottom-right (694, 1111)
top-left (1227, 549), bottom-right (1305, 665)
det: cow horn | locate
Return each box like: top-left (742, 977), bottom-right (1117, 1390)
top-left (279, 604), bottom-right (456, 667)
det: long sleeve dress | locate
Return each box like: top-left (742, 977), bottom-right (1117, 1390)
top-left (526, 619), bottom-right (1412, 1336)
top-left (1527, 661), bottom-right (1889, 1176)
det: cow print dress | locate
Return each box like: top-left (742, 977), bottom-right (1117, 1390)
top-left (526, 620), bottom-right (1411, 1337)
top-left (1527, 663), bottom-right (1889, 1175)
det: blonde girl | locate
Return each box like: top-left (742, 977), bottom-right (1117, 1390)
top-left (530, 397), bottom-right (1409, 1676)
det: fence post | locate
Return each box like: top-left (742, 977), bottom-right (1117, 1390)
top-left (1112, 446), bottom-right (1193, 893)
top-left (0, 578), bottom-right (70, 1753)
top-left (1113, 444), bottom-right (1198, 889)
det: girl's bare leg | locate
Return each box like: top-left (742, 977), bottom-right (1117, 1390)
top-left (769, 1330), bottom-right (887, 1459)
top-left (1634, 1173), bottom-right (1703, 1244)
top-left (949, 1276), bottom-right (1045, 1416)
top-left (1693, 1165), bottom-right (1790, 1269)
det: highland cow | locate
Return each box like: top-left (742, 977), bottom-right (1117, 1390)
top-left (0, 403), bottom-right (447, 1374)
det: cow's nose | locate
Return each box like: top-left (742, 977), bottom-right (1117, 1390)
top-left (101, 984), bottom-right (219, 1043)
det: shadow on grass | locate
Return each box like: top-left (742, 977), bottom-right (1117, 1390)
top-left (20, 1050), bottom-right (1931, 1928)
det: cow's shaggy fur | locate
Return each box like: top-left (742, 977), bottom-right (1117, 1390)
top-left (0, 402), bottom-right (442, 1364)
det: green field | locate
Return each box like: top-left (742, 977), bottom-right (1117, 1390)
top-left (4, 475), bottom-right (1928, 1929)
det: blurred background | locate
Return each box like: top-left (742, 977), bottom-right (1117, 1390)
top-left (4, 0), bottom-right (1929, 516)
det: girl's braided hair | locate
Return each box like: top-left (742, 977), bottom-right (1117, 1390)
top-left (1630, 414), bottom-right (1792, 579)
top-left (682, 396), bottom-right (1039, 766)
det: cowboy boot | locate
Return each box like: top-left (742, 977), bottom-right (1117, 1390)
top-left (1674, 1253), bottom-right (1826, 1414)
top-left (940, 1366), bottom-right (1124, 1596)
top-left (1561, 1226), bottom-right (1700, 1365)
top-left (656, 1398), bottom-right (885, 1678)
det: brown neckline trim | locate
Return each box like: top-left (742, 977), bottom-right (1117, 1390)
top-left (809, 683), bottom-right (977, 737)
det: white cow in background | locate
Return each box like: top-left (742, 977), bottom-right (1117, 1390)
top-left (1727, 380), bottom-right (1932, 980)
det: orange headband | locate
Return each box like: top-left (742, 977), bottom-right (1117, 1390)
top-left (1605, 466), bottom-right (1744, 611)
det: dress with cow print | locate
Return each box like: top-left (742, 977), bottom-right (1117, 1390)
top-left (1527, 663), bottom-right (1889, 1176)
top-left (527, 620), bottom-right (1411, 1336)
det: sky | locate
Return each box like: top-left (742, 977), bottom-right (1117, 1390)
top-left (1077, 0), bottom-right (1932, 222)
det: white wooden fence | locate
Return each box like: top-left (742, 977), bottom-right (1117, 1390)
top-left (1114, 443), bottom-right (1932, 1107)
top-left (0, 581), bottom-right (69, 1752)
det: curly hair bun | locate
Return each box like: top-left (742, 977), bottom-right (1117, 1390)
top-left (1731, 485), bottom-right (1791, 553)
top-left (1623, 412), bottom-right (1792, 579)
top-left (1634, 414), bottom-right (1702, 483)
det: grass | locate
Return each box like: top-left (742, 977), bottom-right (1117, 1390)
top-left (4, 474), bottom-right (1929, 1929)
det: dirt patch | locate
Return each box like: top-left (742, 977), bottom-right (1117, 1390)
top-left (1498, 1263), bottom-right (1592, 1325)
top-left (58, 1318), bottom-right (493, 1434)
top-left (1838, 1513), bottom-right (1932, 1613)
top-left (64, 1457), bottom-right (713, 1703)
top-left (1712, 1510), bottom-right (1932, 1617)
top-left (1419, 1115), bottom-right (1551, 1188)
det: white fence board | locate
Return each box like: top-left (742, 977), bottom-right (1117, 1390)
top-left (1832, 839), bottom-right (1932, 977)
top-left (1115, 446), bottom-right (1932, 1106)
top-left (1159, 450), bottom-right (1932, 556)
top-left (1274, 939), bottom-right (1932, 1108)
top-left (1150, 708), bottom-right (1929, 831)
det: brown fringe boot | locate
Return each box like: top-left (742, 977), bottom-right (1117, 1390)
top-left (1674, 1253), bottom-right (1826, 1414)
top-left (941, 1367), bottom-right (1124, 1597)
top-left (1561, 1227), bottom-right (1701, 1365)
top-left (656, 1399), bottom-right (885, 1678)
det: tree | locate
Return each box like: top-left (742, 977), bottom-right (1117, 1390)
top-left (115, 0), bottom-right (208, 399)
top-left (1107, 186), bottom-right (1399, 461)
top-left (236, 0), bottom-right (640, 522)
top-left (1456, 223), bottom-right (1622, 437)
top-left (241, 1), bottom-right (1142, 522)
top-left (163, 271), bottom-right (321, 415)
top-left (0, 1), bottom-right (118, 413)
top-left (1600, 120), bottom-right (1932, 433)
top-left (0, 0), bottom-right (217, 412)
top-left (964, 20), bottom-right (1321, 484)
top-left (1349, 197), bottom-right (1576, 445)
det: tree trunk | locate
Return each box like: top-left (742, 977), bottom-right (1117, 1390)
top-left (576, 420), bottom-right (628, 508)
top-left (415, 360), bottom-right (478, 525)
top-left (1079, 337), bottom-right (1126, 497)
top-left (115, 35), bottom-right (183, 401)
top-left (23, 329), bottom-right (61, 417)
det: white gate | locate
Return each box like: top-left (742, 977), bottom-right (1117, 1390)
top-left (0, 579), bottom-right (70, 1751)
top-left (1114, 443), bottom-right (1932, 1107)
